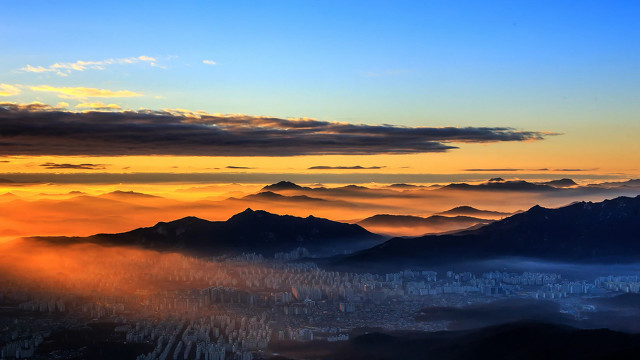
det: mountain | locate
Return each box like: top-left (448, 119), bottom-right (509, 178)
top-left (238, 191), bottom-right (329, 203)
top-left (589, 179), bottom-right (640, 189)
top-left (357, 214), bottom-right (492, 236)
top-left (540, 178), bottom-right (578, 188)
top-left (441, 180), bottom-right (556, 192)
top-left (437, 206), bottom-right (511, 218)
top-left (344, 195), bottom-right (640, 266)
top-left (385, 183), bottom-right (423, 189)
top-left (270, 322), bottom-right (640, 360)
top-left (100, 190), bottom-right (161, 199)
top-left (262, 181), bottom-right (308, 191)
top-left (32, 208), bottom-right (385, 256)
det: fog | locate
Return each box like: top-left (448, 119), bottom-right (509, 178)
top-left (0, 239), bottom-right (241, 298)
top-left (1, 180), bottom-right (637, 240)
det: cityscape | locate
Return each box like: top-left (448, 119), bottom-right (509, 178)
top-left (3, 244), bottom-right (640, 359)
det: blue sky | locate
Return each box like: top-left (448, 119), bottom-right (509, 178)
top-left (2, 1), bottom-right (638, 125)
top-left (0, 1), bottom-right (639, 177)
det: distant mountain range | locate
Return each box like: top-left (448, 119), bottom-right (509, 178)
top-left (32, 208), bottom-right (385, 256)
top-left (357, 214), bottom-right (493, 236)
top-left (343, 195), bottom-right (640, 267)
top-left (539, 178), bottom-right (578, 188)
top-left (440, 180), bottom-right (557, 192)
top-left (436, 206), bottom-right (513, 218)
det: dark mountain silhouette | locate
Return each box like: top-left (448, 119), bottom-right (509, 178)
top-left (357, 214), bottom-right (492, 235)
top-left (589, 179), bottom-right (640, 189)
top-left (344, 195), bottom-right (640, 267)
top-left (100, 190), bottom-right (161, 199)
top-left (270, 322), bottom-right (640, 360)
top-left (437, 206), bottom-right (511, 218)
top-left (261, 181), bottom-right (413, 199)
top-left (262, 181), bottom-right (308, 191)
top-left (540, 178), bottom-right (578, 188)
top-left (237, 191), bottom-right (329, 203)
top-left (441, 180), bottom-right (556, 192)
top-left (385, 183), bottom-right (423, 189)
top-left (32, 209), bottom-right (384, 256)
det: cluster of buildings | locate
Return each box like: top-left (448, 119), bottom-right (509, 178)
top-left (1, 250), bottom-right (640, 359)
top-left (595, 275), bottom-right (640, 293)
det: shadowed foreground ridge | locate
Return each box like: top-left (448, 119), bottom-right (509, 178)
top-left (344, 195), bottom-right (640, 266)
top-left (269, 322), bottom-right (640, 360)
top-left (32, 208), bottom-right (384, 256)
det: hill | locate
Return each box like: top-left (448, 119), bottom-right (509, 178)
top-left (344, 195), bottom-right (640, 267)
top-left (437, 206), bottom-right (511, 218)
top-left (32, 208), bottom-right (385, 256)
top-left (270, 321), bottom-right (640, 360)
top-left (357, 214), bottom-right (492, 236)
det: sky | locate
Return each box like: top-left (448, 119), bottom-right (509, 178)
top-left (0, 1), bottom-right (639, 182)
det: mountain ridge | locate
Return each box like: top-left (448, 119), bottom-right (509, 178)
top-left (343, 195), bottom-right (640, 267)
top-left (31, 208), bottom-right (385, 256)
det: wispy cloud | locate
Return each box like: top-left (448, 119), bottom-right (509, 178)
top-left (464, 168), bottom-right (598, 172)
top-left (40, 162), bottom-right (107, 170)
top-left (0, 84), bottom-right (21, 97)
top-left (0, 102), bottom-right (557, 157)
top-left (226, 166), bottom-right (253, 169)
top-left (203, 60), bottom-right (217, 66)
top-left (29, 85), bottom-right (142, 99)
top-left (75, 102), bottom-right (122, 110)
top-left (552, 168), bottom-right (599, 172)
top-left (20, 55), bottom-right (158, 76)
top-left (308, 166), bottom-right (385, 170)
top-left (0, 101), bottom-right (65, 111)
top-left (464, 168), bottom-right (549, 172)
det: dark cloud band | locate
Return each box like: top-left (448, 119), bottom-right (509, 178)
top-left (308, 166), bottom-right (384, 170)
top-left (40, 162), bottom-right (106, 170)
top-left (0, 104), bottom-right (556, 156)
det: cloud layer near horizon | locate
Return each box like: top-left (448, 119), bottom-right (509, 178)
top-left (0, 103), bottom-right (556, 157)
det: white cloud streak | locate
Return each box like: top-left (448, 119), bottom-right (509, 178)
top-left (20, 56), bottom-right (158, 76)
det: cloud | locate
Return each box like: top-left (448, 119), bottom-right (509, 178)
top-left (0, 103), bottom-right (557, 157)
top-left (75, 102), bottom-right (122, 110)
top-left (464, 168), bottom-right (598, 172)
top-left (464, 168), bottom-right (549, 172)
top-left (552, 168), bottom-right (598, 172)
top-left (226, 166), bottom-right (253, 169)
top-left (0, 84), bottom-right (21, 97)
top-left (203, 60), bottom-right (217, 65)
top-left (0, 172), bottom-right (619, 185)
top-left (39, 163), bottom-right (107, 170)
top-left (30, 85), bottom-right (142, 99)
top-left (308, 166), bottom-right (385, 170)
top-left (0, 101), bottom-right (63, 111)
top-left (20, 55), bottom-right (158, 76)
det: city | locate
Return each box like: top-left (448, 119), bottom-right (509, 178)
top-left (2, 246), bottom-right (639, 359)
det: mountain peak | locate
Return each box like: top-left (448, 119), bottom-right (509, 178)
top-left (262, 181), bottom-right (303, 191)
top-left (541, 178), bottom-right (578, 188)
top-left (103, 190), bottom-right (159, 198)
top-left (346, 195), bottom-right (640, 267)
top-left (226, 208), bottom-right (273, 222)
